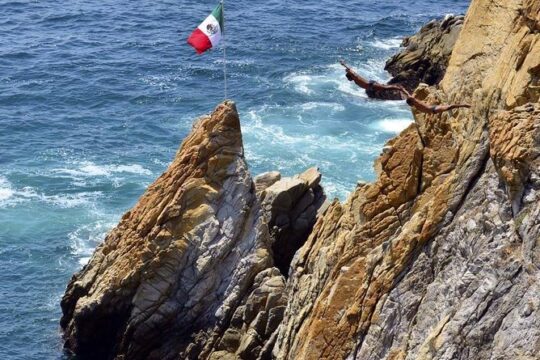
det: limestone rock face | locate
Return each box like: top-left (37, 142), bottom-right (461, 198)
top-left (489, 103), bottom-right (540, 215)
top-left (369, 15), bottom-right (464, 100)
top-left (353, 157), bottom-right (539, 360)
top-left (208, 268), bottom-right (288, 360)
top-left (254, 171), bottom-right (281, 195)
top-left (60, 102), bottom-right (325, 360)
top-left (60, 101), bottom-right (276, 360)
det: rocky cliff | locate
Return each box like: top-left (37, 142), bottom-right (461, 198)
top-left (61, 0), bottom-right (539, 359)
top-left (60, 102), bottom-right (324, 360)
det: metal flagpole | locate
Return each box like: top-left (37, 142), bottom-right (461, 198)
top-left (222, 0), bottom-right (227, 99)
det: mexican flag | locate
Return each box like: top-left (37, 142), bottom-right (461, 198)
top-left (187, 3), bottom-right (224, 55)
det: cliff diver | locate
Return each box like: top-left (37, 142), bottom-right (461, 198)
top-left (340, 60), bottom-right (406, 96)
top-left (340, 60), bottom-right (471, 113)
top-left (404, 94), bottom-right (471, 114)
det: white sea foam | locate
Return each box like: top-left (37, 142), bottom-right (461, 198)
top-left (78, 257), bottom-right (91, 266)
top-left (244, 105), bottom-right (386, 155)
top-left (283, 58), bottom-right (391, 100)
top-left (370, 37), bottom-right (403, 50)
top-left (0, 177), bottom-right (38, 207)
top-left (283, 73), bottom-right (316, 95)
top-left (0, 175), bottom-right (102, 208)
top-left (373, 118), bottom-right (413, 133)
top-left (113, 164), bottom-right (152, 175)
top-left (153, 158), bottom-right (170, 167)
top-left (337, 81), bottom-right (368, 98)
top-left (15, 186), bottom-right (39, 200)
top-left (69, 219), bottom-right (116, 266)
top-left (43, 192), bottom-right (103, 208)
top-left (79, 163), bottom-right (110, 176)
top-left (321, 181), bottom-right (352, 202)
top-left (246, 59), bottom-right (414, 200)
top-left (44, 292), bottom-right (64, 312)
top-left (301, 102), bottom-right (344, 112)
top-left (54, 161), bottom-right (152, 178)
top-left (245, 110), bottom-right (299, 145)
top-left (290, 68), bottom-right (348, 97)
top-left (356, 59), bottom-right (390, 82)
top-left (0, 176), bottom-right (14, 202)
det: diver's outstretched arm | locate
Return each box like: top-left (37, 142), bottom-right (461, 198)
top-left (345, 68), bottom-right (370, 89)
top-left (406, 96), bottom-right (434, 113)
top-left (434, 104), bottom-right (471, 113)
top-left (341, 60), bottom-right (407, 96)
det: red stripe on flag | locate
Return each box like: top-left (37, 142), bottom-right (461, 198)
top-left (187, 28), bottom-right (212, 54)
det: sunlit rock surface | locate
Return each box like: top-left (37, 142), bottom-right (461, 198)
top-left (62, 0), bottom-right (540, 358)
top-left (60, 102), bottom-right (324, 360)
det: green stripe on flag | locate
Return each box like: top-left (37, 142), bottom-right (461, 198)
top-left (211, 3), bottom-right (224, 32)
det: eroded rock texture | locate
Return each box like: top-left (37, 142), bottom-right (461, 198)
top-left (60, 102), bottom-right (322, 360)
top-left (260, 168), bottom-right (326, 276)
top-left (62, 0), bottom-right (540, 359)
top-left (61, 101), bottom-right (271, 359)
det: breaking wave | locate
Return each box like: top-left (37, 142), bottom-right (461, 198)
top-left (0, 180), bottom-right (102, 209)
top-left (370, 37), bottom-right (404, 50)
top-left (69, 219), bottom-right (117, 266)
top-left (373, 118), bottom-right (413, 133)
top-left (0, 176), bottom-right (14, 204)
top-left (53, 162), bottom-right (152, 178)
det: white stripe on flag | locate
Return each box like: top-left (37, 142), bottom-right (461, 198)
top-left (197, 14), bottom-right (222, 47)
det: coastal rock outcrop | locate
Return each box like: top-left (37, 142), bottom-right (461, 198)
top-left (368, 14), bottom-right (464, 100)
top-left (60, 102), bottom-right (323, 360)
top-left (62, 0), bottom-right (540, 359)
top-left (61, 101), bottom-right (272, 359)
top-left (489, 103), bottom-right (540, 215)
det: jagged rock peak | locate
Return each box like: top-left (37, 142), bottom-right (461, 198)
top-left (60, 101), bottom-right (328, 360)
top-left (60, 101), bottom-right (275, 359)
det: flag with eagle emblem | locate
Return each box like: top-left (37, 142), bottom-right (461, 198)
top-left (187, 3), bottom-right (224, 54)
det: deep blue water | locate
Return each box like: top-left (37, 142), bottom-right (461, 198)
top-left (0, 0), bottom-right (470, 358)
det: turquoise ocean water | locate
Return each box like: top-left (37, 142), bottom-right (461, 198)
top-left (0, 0), bottom-right (469, 358)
